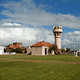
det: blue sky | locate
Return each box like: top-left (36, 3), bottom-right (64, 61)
top-left (0, 0), bottom-right (80, 50)
top-left (33, 0), bottom-right (80, 16)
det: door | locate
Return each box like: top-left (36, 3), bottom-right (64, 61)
top-left (45, 48), bottom-right (47, 55)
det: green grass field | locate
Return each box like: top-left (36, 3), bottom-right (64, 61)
top-left (0, 54), bottom-right (80, 80)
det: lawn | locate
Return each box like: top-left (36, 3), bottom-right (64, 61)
top-left (0, 54), bottom-right (80, 80)
top-left (0, 54), bottom-right (80, 62)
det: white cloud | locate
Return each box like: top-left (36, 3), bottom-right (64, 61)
top-left (0, 0), bottom-right (80, 29)
top-left (62, 31), bottom-right (80, 50)
top-left (0, 0), bottom-right (80, 50)
top-left (0, 26), bottom-right (80, 50)
top-left (3, 23), bottom-right (21, 26)
top-left (38, 4), bottom-right (53, 10)
top-left (0, 27), bottom-right (54, 47)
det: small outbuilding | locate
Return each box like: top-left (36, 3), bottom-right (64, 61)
top-left (27, 41), bottom-right (53, 55)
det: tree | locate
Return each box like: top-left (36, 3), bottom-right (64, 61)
top-left (48, 45), bottom-right (58, 54)
top-left (61, 48), bottom-right (66, 52)
top-left (11, 48), bottom-right (22, 53)
top-left (66, 48), bottom-right (71, 52)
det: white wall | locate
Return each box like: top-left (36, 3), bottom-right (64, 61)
top-left (29, 46), bottom-right (49, 55)
top-left (42, 46), bottom-right (49, 55)
top-left (0, 46), bottom-right (4, 54)
top-left (27, 48), bottom-right (32, 55)
top-left (3, 52), bottom-right (16, 55)
top-left (32, 46), bottom-right (42, 55)
top-left (55, 37), bottom-right (61, 49)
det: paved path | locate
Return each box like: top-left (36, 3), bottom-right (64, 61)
top-left (0, 58), bottom-right (80, 64)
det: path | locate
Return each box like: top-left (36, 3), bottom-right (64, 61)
top-left (0, 58), bottom-right (80, 64)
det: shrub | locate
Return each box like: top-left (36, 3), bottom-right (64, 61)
top-left (48, 45), bottom-right (58, 54)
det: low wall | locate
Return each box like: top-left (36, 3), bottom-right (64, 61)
top-left (2, 52), bottom-right (16, 55)
top-left (61, 52), bottom-right (73, 54)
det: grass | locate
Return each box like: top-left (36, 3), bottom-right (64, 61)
top-left (0, 54), bottom-right (80, 62)
top-left (0, 54), bottom-right (80, 80)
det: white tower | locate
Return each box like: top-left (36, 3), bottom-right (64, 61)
top-left (53, 26), bottom-right (63, 54)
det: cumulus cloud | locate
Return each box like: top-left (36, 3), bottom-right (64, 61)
top-left (0, 26), bottom-right (80, 50)
top-left (38, 4), bottom-right (53, 10)
top-left (3, 23), bottom-right (21, 26)
top-left (0, 27), bottom-right (54, 47)
top-left (62, 31), bottom-right (80, 50)
top-left (0, 0), bottom-right (80, 50)
top-left (0, 0), bottom-right (80, 29)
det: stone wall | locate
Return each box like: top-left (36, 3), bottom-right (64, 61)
top-left (32, 46), bottom-right (42, 55)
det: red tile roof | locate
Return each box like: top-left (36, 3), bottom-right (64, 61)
top-left (31, 41), bottom-right (53, 47)
top-left (8, 44), bottom-right (26, 49)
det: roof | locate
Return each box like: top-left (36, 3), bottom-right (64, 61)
top-left (8, 44), bottom-right (26, 49)
top-left (31, 41), bottom-right (53, 47)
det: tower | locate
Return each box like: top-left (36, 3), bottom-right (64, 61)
top-left (53, 26), bottom-right (63, 54)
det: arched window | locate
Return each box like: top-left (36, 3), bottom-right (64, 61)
top-left (60, 27), bottom-right (62, 29)
top-left (57, 26), bottom-right (59, 29)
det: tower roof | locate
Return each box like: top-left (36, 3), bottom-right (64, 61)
top-left (31, 41), bottom-right (53, 47)
top-left (53, 26), bottom-right (62, 29)
top-left (53, 26), bottom-right (63, 33)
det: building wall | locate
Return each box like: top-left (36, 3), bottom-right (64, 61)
top-left (31, 46), bottom-right (42, 55)
top-left (13, 42), bottom-right (22, 47)
top-left (42, 46), bottom-right (49, 55)
top-left (0, 46), bottom-right (4, 54)
top-left (31, 46), bottom-right (49, 55)
top-left (6, 42), bottom-right (26, 53)
top-left (55, 36), bottom-right (61, 49)
top-left (27, 48), bottom-right (32, 55)
top-left (6, 49), bottom-right (12, 52)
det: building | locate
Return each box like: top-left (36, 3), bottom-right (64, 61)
top-left (0, 45), bottom-right (4, 54)
top-left (6, 42), bottom-right (26, 53)
top-left (53, 26), bottom-right (63, 54)
top-left (27, 41), bottom-right (53, 55)
top-left (76, 49), bottom-right (80, 56)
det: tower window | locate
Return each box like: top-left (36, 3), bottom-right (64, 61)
top-left (57, 26), bottom-right (59, 29)
top-left (60, 27), bottom-right (62, 29)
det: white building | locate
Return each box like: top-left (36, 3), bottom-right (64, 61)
top-left (27, 41), bottom-right (53, 55)
top-left (0, 45), bottom-right (4, 54)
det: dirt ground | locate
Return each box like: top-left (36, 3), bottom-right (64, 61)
top-left (0, 58), bottom-right (80, 64)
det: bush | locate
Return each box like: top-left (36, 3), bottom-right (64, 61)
top-left (48, 45), bottom-right (58, 54)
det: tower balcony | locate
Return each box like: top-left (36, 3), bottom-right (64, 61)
top-left (53, 26), bottom-right (63, 33)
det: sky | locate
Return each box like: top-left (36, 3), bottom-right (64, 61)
top-left (0, 0), bottom-right (80, 50)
